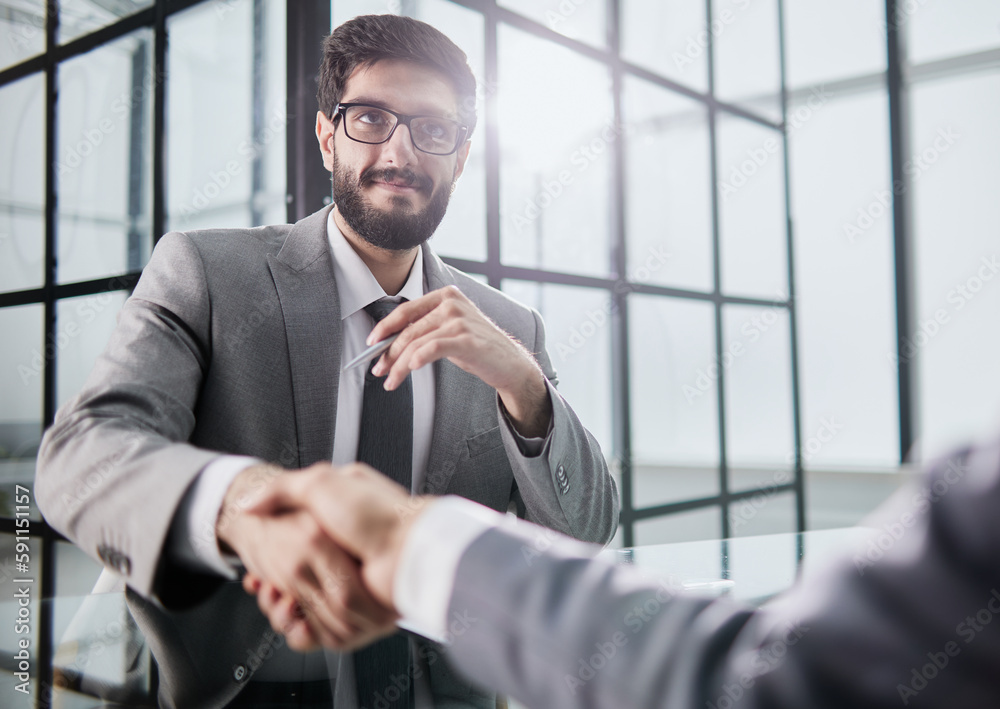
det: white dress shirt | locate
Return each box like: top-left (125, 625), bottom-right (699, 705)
top-left (326, 211), bottom-right (436, 483)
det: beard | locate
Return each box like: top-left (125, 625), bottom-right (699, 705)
top-left (333, 154), bottom-right (454, 252)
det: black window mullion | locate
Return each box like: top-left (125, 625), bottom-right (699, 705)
top-left (285, 0), bottom-right (331, 223)
top-left (151, 0), bottom-right (167, 243)
top-left (126, 40), bottom-right (149, 272)
top-left (38, 1), bottom-right (59, 702)
top-left (632, 483), bottom-right (798, 521)
top-left (885, 0), bottom-right (915, 463)
top-left (776, 0), bottom-right (806, 534)
top-left (43, 3), bottom-right (57, 430)
top-left (705, 0), bottom-right (732, 540)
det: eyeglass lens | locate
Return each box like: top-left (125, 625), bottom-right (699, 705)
top-left (342, 105), bottom-right (460, 154)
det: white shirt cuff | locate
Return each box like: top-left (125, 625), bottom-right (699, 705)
top-left (394, 496), bottom-right (503, 643)
top-left (169, 455), bottom-right (262, 578)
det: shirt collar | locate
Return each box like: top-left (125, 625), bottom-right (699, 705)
top-left (327, 209), bottom-right (425, 320)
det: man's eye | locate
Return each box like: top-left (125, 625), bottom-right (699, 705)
top-left (356, 111), bottom-right (389, 126)
top-left (417, 121), bottom-right (449, 140)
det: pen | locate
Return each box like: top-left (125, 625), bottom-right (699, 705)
top-left (341, 333), bottom-right (400, 372)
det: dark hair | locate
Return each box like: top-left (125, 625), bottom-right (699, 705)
top-left (317, 14), bottom-right (478, 137)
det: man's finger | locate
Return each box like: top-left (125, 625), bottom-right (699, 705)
top-left (383, 334), bottom-right (465, 391)
top-left (367, 286), bottom-right (465, 345)
top-left (243, 573), bottom-right (262, 595)
top-left (313, 543), bottom-right (397, 630)
top-left (283, 619), bottom-right (321, 653)
top-left (257, 580), bottom-right (342, 650)
top-left (244, 470), bottom-right (312, 517)
top-left (372, 305), bottom-right (451, 376)
top-left (270, 591), bottom-right (323, 651)
top-left (256, 582), bottom-right (282, 621)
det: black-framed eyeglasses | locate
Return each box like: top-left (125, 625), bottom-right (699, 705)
top-left (334, 103), bottom-right (469, 156)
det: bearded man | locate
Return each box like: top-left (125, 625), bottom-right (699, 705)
top-left (36, 13), bottom-right (618, 709)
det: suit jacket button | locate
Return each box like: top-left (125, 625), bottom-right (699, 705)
top-left (233, 664), bottom-right (247, 682)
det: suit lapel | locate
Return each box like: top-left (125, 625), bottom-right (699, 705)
top-left (267, 206), bottom-right (342, 468)
top-left (421, 248), bottom-right (477, 495)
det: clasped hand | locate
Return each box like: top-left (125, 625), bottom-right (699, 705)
top-left (217, 462), bottom-right (429, 652)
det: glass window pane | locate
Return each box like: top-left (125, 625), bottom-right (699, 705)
top-left (0, 72), bottom-right (45, 293)
top-left (57, 29), bottom-right (153, 284)
top-left (59, 0), bottom-right (154, 45)
top-left (789, 90), bottom-right (898, 469)
top-left (498, 0), bottom-right (606, 48)
top-left (258, 0), bottom-right (288, 227)
top-left (0, 304), bottom-right (43, 521)
top-left (167, 0), bottom-right (286, 232)
top-left (0, 0), bottom-right (45, 71)
top-left (634, 505), bottom-right (721, 545)
top-left (621, 0), bottom-right (708, 94)
top-left (712, 0), bottom-right (781, 121)
top-left (729, 490), bottom-right (796, 538)
top-left (716, 115), bottom-right (787, 298)
top-left (53, 540), bottom-right (103, 597)
top-left (908, 0), bottom-right (1000, 65)
top-left (498, 25), bottom-right (614, 277)
top-left (623, 76), bottom-right (713, 292)
top-left (784, 0), bottom-right (886, 91)
top-left (52, 540), bottom-right (105, 677)
top-left (806, 470), bottom-right (904, 531)
top-left (406, 1), bottom-right (486, 262)
top-left (912, 69), bottom-right (1000, 459)
top-left (722, 304), bottom-right (794, 487)
top-left (56, 291), bottom-right (129, 409)
top-left (629, 296), bottom-right (719, 508)
top-left (501, 280), bottom-right (613, 456)
top-left (51, 560), bottom-right (153, 702)
top-left (0, 531), bottom-right (42, 707)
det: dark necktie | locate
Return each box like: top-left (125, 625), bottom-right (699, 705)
top-left (354, 298), bottom-right (413, 709)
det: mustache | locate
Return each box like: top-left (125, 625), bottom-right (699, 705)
top-left (360, 166), bottom-right (432, 192)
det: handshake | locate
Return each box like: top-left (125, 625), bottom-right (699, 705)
top-left (215, 462), bottom-right (428, 652)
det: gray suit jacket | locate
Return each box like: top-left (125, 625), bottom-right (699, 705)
top-left (35, 206), bottom-right (619, 708)
top-left (444, 441), bottom-right (1000, 708)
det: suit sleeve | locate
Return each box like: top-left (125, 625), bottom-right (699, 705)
top-left (441, 443), bottom-right (1000, 709)
top-left (35, 231), bottom-right (225, 607)
top-left (498, 307), bottom-right (620, 546)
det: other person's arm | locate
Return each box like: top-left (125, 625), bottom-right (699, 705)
top-left (249, 445), bottom-right (1000, 708)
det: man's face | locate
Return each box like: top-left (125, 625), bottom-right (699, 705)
top-left (317, 59), bottom-right (471, 252)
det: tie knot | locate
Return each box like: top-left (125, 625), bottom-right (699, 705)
top-left (365, 298), bottom-right (404, 323)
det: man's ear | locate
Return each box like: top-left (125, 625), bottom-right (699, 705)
top-left (452, 139), bottom-right (472, 182)
top-left (316, 110), bottom-right (336, 172)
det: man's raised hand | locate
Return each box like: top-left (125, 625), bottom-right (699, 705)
top-left (367, 286), bottom-right (553, 438)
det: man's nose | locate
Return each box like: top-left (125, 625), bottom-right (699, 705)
top-left (381, 123), bottom-right (420, 167)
